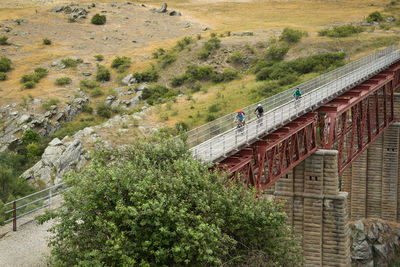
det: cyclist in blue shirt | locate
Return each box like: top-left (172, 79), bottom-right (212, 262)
top-left (235, 109), bottom-right (245, 128)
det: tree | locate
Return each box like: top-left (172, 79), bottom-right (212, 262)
top-left (41, 135), bottom-right (302, 266)
top-left (22, 129), bottom-right (40, 144)
top-left (91, 14), bottom-right (106, 25)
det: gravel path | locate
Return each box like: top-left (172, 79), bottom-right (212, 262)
top-left (0, 219), bottom-right (53, 267)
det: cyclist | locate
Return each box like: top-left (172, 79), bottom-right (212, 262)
top-left (293, 87), bottom-right (302, 100)
top-left (234, 109), bottom-right (246, 129)
top-left (254, 104), bottom-right (264, 118)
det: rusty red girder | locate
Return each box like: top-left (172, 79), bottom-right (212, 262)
top-left (218, 113), bottom-right (317, 191)
top-left (316, 70), bottom-right (397, 175)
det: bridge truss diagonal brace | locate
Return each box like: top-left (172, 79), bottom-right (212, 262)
top-left (317, 70), bottom-right (397, 175)
top-left (217, 113), bottom-right (318, 192)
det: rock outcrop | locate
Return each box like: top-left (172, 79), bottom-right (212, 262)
top-left (351, 219), bottom-right (400, 266)
top-left (22, 138), bottom-right (88, 186)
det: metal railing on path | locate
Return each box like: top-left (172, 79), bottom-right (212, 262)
top-left (190, 45), bottom-right (400, 163)
top-left (3, 182), bottom-right (70, 231)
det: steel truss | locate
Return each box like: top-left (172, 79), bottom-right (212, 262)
top-left (316, 70), bottom-right (396, 174)
top-left (218, 113), bottom-right (317, 191)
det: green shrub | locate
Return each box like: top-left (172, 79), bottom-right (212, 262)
top-left (132, 67), bottom-right (159, 83)
top-left (318, 24), bottom-right (364, 37)
top-left (61, 58), bottom-right (79, 68)
top-left (142, 85), bottom-right (179, 105)
top-left (21, 74), bottom-right (40, 84)
top-left (157, 51), bottom-right (177, 68)
top-left (176, 37), bottom-right (193, 51)
top-left (34, 67), bottom-right (48, 78)
top-left (82, 103), bottom-right (93, 114)
top-left (22, 129), bottom-right (40, 144)
top-left (94, 55), bottom-right (104, 61)
top-left (206, 113), bottom-right (216, 122)
top-left (96, 65), bottom-right (111, 82)
top-left (41, 98), bottom-right (60, 111)
top-left (0, 72), bottom-right (6, 81)
top-left (55, 77), bottom-right (72, 86)
top-left (171, 74), bottom-right (187, 87)
top-left (111, 56), bottom-right (131, 72)
top-left (367, 11), bottom-right (383, 23)
top-left (208, 103), bottom-right (220, 113)
top-left (152, 48), bottom-right (165, 59)
top-left (213, 68), bottom-right (239, 83)
top-left (174, 121), bottom-right (189, 132)
top-left (96, 102), bottom-right (112, 118)
top-left (186, 65), bottom-right (214, 81)
top-left (278, 73), bottom-right (298, 86)
top-left (191, 81), bottom-right (202, 92)
top-left (228, 51), bottom-right (244, 64)
top-left (265, 44), bottom-right (289, 61)
top-left (204, 37), bottom-right (221, 51)
top-left (91, 14), bottom-right (107, 25)
top-left (197, 49), bottom-right (210, 60)
top-left (43, 38), bottom-right (52, 45)
top-left (27, 143), bottom-right (43, 159)
top-left (80, 79), bottom-right (99, 89)
top-left (279, 28), bottom-right (304, 44)
top-left (0, 36), bottom-right (8, 45)
top-left (24, 81), bottom-right (36, 89)
top-left (90, 88), bottom-right (104, 98)
top-left (0, 57), bottom-right (11, 72)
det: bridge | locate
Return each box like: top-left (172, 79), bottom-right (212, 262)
top-left (188, 45), bottom-right (400, 191)
top-left (186, 46), bottom-right (400, 266)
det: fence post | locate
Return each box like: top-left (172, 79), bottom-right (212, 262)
top-left (13, 200), bottom-right (17, 232)
top-left (49, 187), bottom-right (52, 210)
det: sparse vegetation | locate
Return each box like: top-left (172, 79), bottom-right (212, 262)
top-left (34, 67), bottom-right (48, 78)
top-left (20, 67), bottom-right (48, 89)
top-left (175, 37), bottom-right (193, 51)
top-left (157, 51), bottom-right (177, 69)
top-left (171, 65), bottom-right (238, 87)
top-left (80, 80), bottom-right (99, 89)
top-left (111, 56), bottom-right (131, 73)
top-left (318, 25), bottom-right (364, 37)
top-left (96, 102), bottom-right (112, 118)
top-left (0, 36), bottom-right (8, 45)
top-left (90, 87), bottom-right (104, 98)
top-left (23, 81), bottom-right (36, 89)
top-left (91, 14), bottom-right (107, 25)
top-left (43, 38), bottom-right (52, 45)
top-left (96, 65), bottom-right (111, 82)
top-left (152, 48), bottom-right (165, 59)
top-left (132, 66), bottom-right (159, 83)
top-left (94, 55), bottom-right (104, 61)
top-left (41, 98), bottom-right (60, 111)
top-left (55, 77), bottom-right (72, 86)
top-left (227, 51), bottom-right (244, 64)
top-left (264, 44), bottom-right (289, 62)
top-left (197, 37), bottom-right (221, 60)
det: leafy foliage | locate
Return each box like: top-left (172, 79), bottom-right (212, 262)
top-left (0, 72), bottom-right (7, 81)
top-left (142, 85), bottom-right (180, 105)
top-left (367, 11), bottom-right (383, 23)
top-left (94, 55), bottom-right (104, 61)
top-left (61, 58), bottom-right (80, 68)
top-left (96, 102), bottom-right (112, 118)
top-left (0, 36), bottom-right (8, 45)
top-left (198, 37), bottom-right (221, 60)
top-left (55, 77), bottom-right (72, 86)
top-left (42, 136), bottom-right (302, 266)
top-left (80, 79), bottom-right (99, 89)
top-left (318, 25), bottom-right (364, 37)
top-left (91, 14), bottom-right (107, 25)
top-left (132, 66), bottom-right (159, 83)
top-left (43, 38), bottom-right (52, 45)
top-left (111, 56), bottom-right (131, 73)
top-left (157, 51), bottom-right (177, 69)
top-left (227, 51), bottom-right (244, 64)
top-left (264, 44), bottom-right (289, 62)
top-left (41, 98), bottom-right (60, 111)
top-left (22, 129), bottom-right (40, 145)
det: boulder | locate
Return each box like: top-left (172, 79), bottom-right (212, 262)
top-left (373, 244), bottom-right (388, 261)
top-left (354, 220), bottom-right (365, 232)
top-left (352, 240), bottom-right (372, 261)
top-left (137, 83), bottom-right (149, 91)
top-left (157, 3), bottom-right (167, 13)
top-left (122, 74), bottom-right (136, 85)
top-left (56, 139), bottom-right (83, 172)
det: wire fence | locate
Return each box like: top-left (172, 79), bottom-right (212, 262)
top-left (2, 182), bottom-right (70, 231)
top-left (190, 46), bottom-right (400, 163)
top-left (185, 45), bottom-right (396, 149)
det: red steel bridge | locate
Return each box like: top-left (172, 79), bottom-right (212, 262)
top-left (187, 46), bottom-right (400, 192)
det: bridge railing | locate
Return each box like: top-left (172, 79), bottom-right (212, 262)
top-left (185, 45), bottom-right (396, 149)
top-left (191, 46), bottom-right (400, 162)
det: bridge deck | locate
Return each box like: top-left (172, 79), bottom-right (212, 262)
top-left (191, 48), bottom-right (400, 163)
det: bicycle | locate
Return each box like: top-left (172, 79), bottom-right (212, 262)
top-left (236, 120), bottom-right (245, 135)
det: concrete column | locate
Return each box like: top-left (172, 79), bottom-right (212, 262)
top-left (275, 150), bottom-right (350, 266)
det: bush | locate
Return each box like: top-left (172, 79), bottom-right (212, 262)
top-left (91, 14), bottom-right (106, 25)
top-left (80, 79), bottom-right (99, 89)
top-left (61, 58), bottom-right (79, 68)
top-left (37, 137), bottom-right (302, 266)
top-left (197, 49), bottom-right (210, 60)
top-left (55, 77), bottom-right (72, 86)
top-left (265, 44), bottom-right (289, 61)
top-left (41, 98), bottom-right (60, 111)
top-left (157, 51), bottom-right (177, 69)
top-left (186, 65), bottom-right (214, 81)
top-left (82, 104), bottom-right (93, 114)
top-left (228, 51), bottom-right (244, 64)
top-left (318, 24), bottom-right (364, 37)
top-left (367, 11), bottom-right (383, 23)
top-left (213, 68), bottom-right (239, 83)
top-left (204, 37), bottom-right (221, 51)
top-left (24, 81), bottom-right (36, 89)
top-left (279, 28), bottom-right (304, 44)
top-left (176, 37), bottom-right (193, 51)
top-left (21, 74), bottom-right (40, 84)
top-left (22, 129), bottom-right (40, 144)
top-left (111, 56), bottom-right (131, 72)
top-left (174, 121), bottom-right (189, 132)
top-left (0, 72), bottom-right (6, 81)
top-left (90, 88), bottom-right (104, 98)
top-left (34, 67), bottom-right (48, 78)
top-left (94, 55), bottom-right (104, 61)
top-left (208, 103), bottom-right (220, 113)
top-left (43, 38), bottom-right (51, 45)
top-left (0, 57), bottom-right (11, 72)
top-left (152, 48), bottom-right (165, 59)
top-left (96, 65), bottom-right (111, 82)
top-left (27, 143), bottom-right (43, 159)
top-left (0, 36), bottom-right (8, 45)
top-left (206, 113), bottom-right (216, 122)
top-left (96, 102), bottom-right (112, 118)
top-left (191, 81), bottom-right (202, 92)
top-left (132, 67), bottom-right (159, 83)
top-left (171, 74), bottom-right (187, 87)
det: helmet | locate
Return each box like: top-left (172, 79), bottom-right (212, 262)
top-left (258, 104), bottom-right (261, 107)
top-left (237, 110), bottom-right (241, 113)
